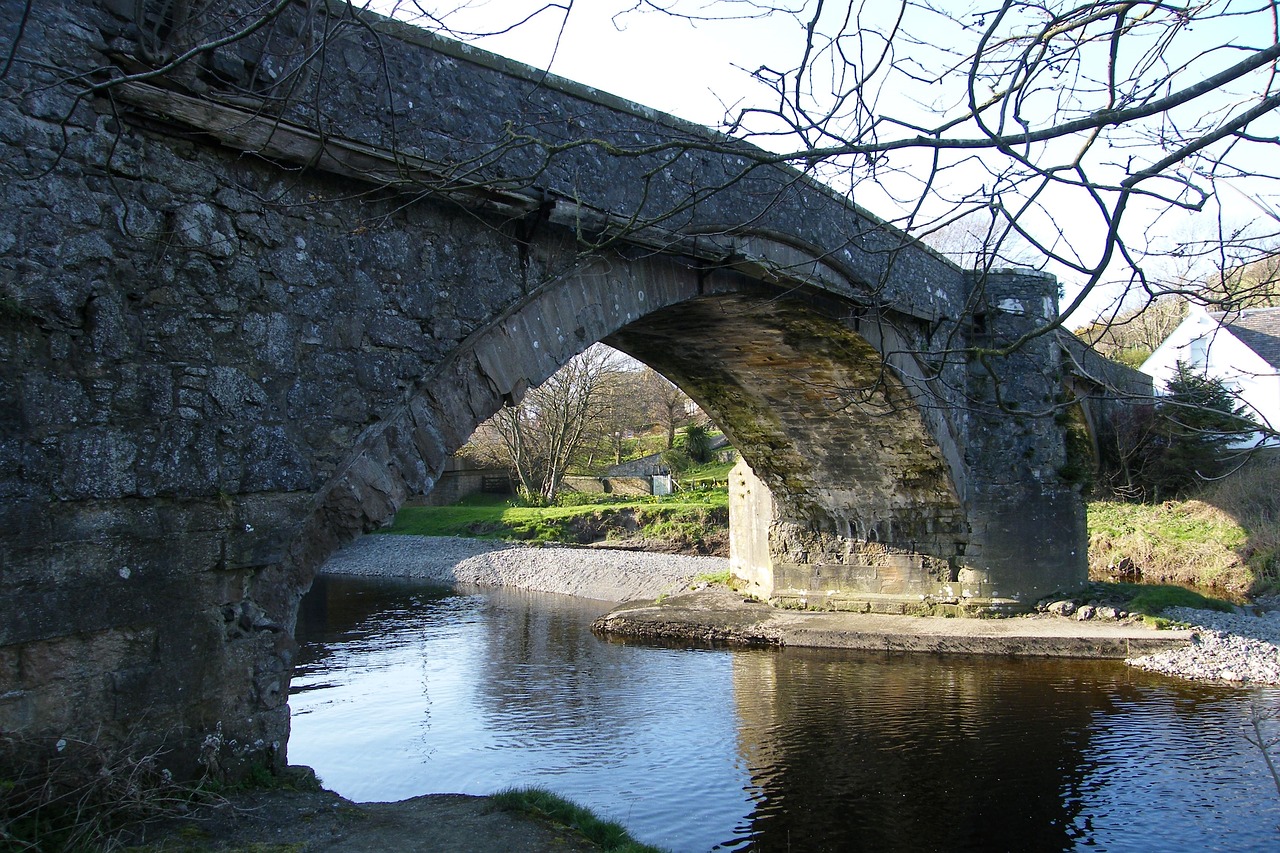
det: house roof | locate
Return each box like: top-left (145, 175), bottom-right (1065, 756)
top-left (1209, 306), bottom-right (1280, 370)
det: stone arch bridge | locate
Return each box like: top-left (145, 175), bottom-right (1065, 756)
top-left (0, 1), bottom-right (1090, 773)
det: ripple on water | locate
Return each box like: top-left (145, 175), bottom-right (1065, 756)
top-left (291, 576), bottom-right (1280, 853)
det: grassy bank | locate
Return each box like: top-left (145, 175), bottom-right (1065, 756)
top-left (491, 787), bottom-right (666, 853)
top-left (1087, 500), bottom-right (1251, 592)
top-left (1088, 453), bottom-right (1280, 596)
top-left (388, 454), bottom-right (1280, 597)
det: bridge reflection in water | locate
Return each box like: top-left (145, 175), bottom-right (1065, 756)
top-left (730, 648), bottom-right (1097, 850)
top-left (292, 575), bottom-right (1278, 852)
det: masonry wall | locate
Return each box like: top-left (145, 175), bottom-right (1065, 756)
top-left (956, 270), bottom-right (1089, 604)
top-left (0, 0), bottom-right (531, 772)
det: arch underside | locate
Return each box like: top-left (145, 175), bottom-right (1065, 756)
top-left (606, 293), bottom-right (964, 550)
top-left (603, 291), bottom-right (970, 607)
top-left (305, 251), bottom-right (972, 613)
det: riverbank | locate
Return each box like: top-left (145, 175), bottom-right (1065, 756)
top-left (323, 534), bottom-right (1280, 685)
top-left (126, 787), bottom-right (612, 853)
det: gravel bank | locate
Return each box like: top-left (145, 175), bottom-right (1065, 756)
top-left (1126, 606), bottom-right (1280, 685)
top-left (320, 534), bottom-right (727, 602)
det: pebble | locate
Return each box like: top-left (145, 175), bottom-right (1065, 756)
top-left (1126, 607), bottom-right (1280, 686)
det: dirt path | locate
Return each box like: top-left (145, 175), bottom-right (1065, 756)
top-left (129, 788), bottom-right (602, 852)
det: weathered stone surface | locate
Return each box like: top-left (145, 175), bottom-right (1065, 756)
top-left (0, 0), bottom-right (1110, 776)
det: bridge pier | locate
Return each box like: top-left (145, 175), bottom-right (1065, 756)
top-left (728, 453), bottom-right (1084, 615)
top-left (728, 269), bottom-right (1086, 614)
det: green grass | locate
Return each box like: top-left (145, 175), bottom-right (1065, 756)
top-left (1087, 500), bottom-right (1247, 550)
top-left (490, 786), bottom-right (667, 853)
top-left (1087, 499), bottom-right (1254, 593)
top-left (1088, 581), bottom-right (1236, 617)
top-left (382, 490), bottom-right (728, 546)
top-left (693, 569), bottom-right (733, 586)
top-left (678, 459), bottom-right (735, 485)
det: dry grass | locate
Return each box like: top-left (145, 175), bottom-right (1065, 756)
top-left (0, 732), bottom-right (212, 851)
top-left (1200, 451), bottom-right (1280, 590)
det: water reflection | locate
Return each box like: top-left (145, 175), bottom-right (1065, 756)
top-left (292, 575), bottom-right (1280, 852)
top-left (726, 650), bottom-right (1108, 851)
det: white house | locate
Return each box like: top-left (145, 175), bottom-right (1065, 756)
top-left (1140, 305), bottom-right (1280, 447)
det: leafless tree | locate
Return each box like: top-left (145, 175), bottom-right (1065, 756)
top-left (639, 367), bottom-right (698, 450)
top-left (584, 360), bottom-right (649, 467)
top-left (388, 0), bottom-right (1280, 335)
top-left (1245, 697), bottom-right (1280, 802)
top-left (1203, 251), bottom-right (1280, 311)
top-left (1075, 295), bottom-right (1189, 368)
top-left (921, 209), bottom-right (1036, 271)
top-left (467, 344), bottom-right (632, 501)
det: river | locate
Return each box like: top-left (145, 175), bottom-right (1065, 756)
top-left (289, 574), bottom-right (1280, 852)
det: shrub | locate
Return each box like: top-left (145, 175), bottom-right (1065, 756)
top-left (677, 424), bottom-right (714, 464)
top-left (0, 732), bottom-right (210, 851)
top-left (1100, 362), bottom-right (1255, 502)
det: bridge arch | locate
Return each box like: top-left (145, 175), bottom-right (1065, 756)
top-left (289, 230), bottom-right (1082, 634)
top-left (0, 0), bottom-right (1087, 777)
top-left (288, 245), bottom-right (973, 604)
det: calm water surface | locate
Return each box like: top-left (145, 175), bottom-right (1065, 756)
top-left (290, 575), bottom-right (1280, 852)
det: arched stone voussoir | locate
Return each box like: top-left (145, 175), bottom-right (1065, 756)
top-left (280, 247), bottom-right (722, 597)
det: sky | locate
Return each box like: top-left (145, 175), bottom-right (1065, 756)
top-left (362, 1), bottom-right (1280, 325)
top-left (373, 1), bottom-right (791, 125)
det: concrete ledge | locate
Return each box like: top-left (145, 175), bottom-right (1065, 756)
top-left (592, 589), bottom-right (1192, 659)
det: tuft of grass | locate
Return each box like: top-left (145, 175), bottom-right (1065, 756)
top-left (692, 569), bottom-right (732, 587)
top-left (490, 786), bottom-right (667, 853)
